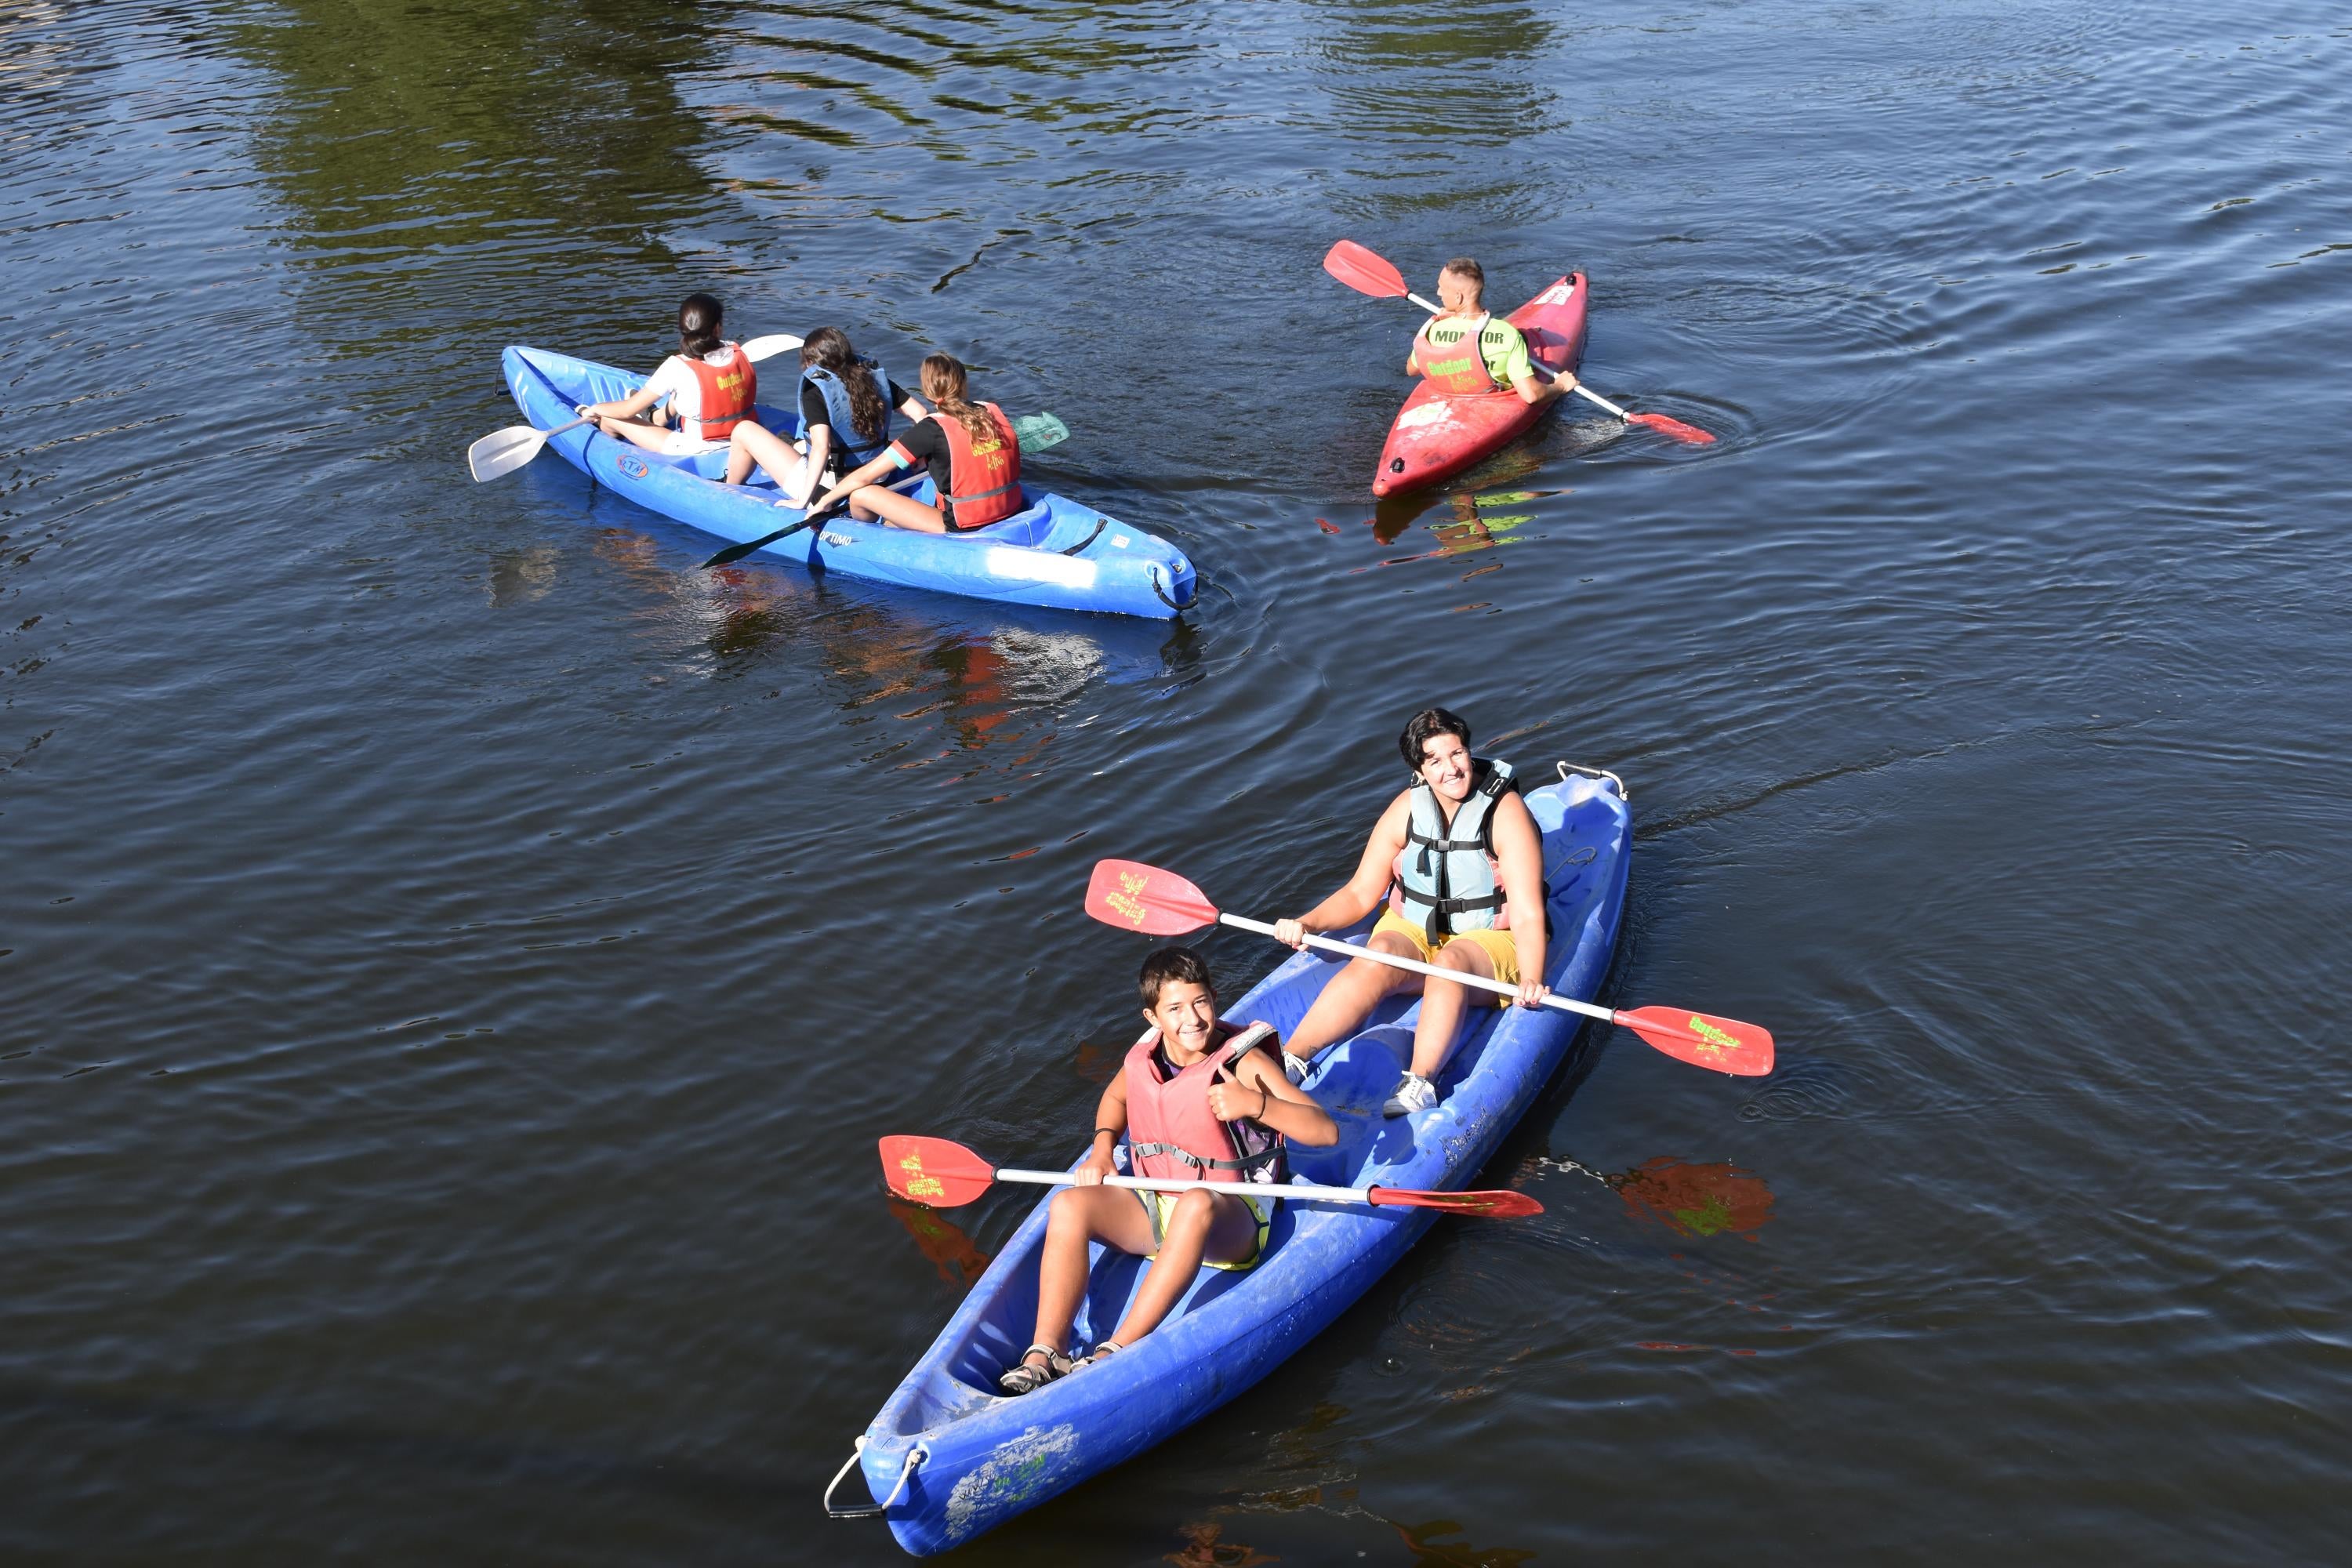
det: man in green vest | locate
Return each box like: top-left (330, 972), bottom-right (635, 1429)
top-left (1408, 257), bottom-right (1581, 404)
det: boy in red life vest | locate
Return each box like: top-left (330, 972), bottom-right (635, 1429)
top-left (1409, 257), bottom-right (1581, 406)
top-left (999, 946), bottom-right (1338, 1396)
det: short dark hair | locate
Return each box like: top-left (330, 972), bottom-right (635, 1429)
top-left (677, 292), bottom-right (724, 358)
top-left (1399, 706), bottom-right (1473, 769)
top-left (1139, 946), bottom-right (1216, 1009)
top-left (1441, 256), bottom-right (1485, 291)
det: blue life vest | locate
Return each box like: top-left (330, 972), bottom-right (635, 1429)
top-left (800, 362), bottom-right (894, 471)
top-left (1389, 757), bottom-right (1519, 941)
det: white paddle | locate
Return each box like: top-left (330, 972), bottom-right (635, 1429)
top-left (467, 333), bottom-right (807, 482)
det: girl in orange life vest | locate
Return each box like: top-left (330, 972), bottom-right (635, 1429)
top-left (803, 354), bottom-right (1025, 535)
top-left (719, 326), bottom-right (926, 503)
top-left (575, 293), bottom-right (758, 457)
top-left (1408, 257), bottom-right (1581, 406)
top-left (1269, 707), bottom-right (1552, 1120)
top-left (998, 946), bottom-right (1338, 1397)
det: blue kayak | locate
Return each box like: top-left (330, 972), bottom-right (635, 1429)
top-left (499, 347), bottom-right (1197, 619)
top-left (836, 764), bottom-right (1632, 1555)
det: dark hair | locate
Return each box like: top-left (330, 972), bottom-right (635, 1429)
top-left (1138, 946), bottom-right (1216, 1011)
top-left (1399, 706), bottom-right (1473, 770)
top-left (1441, 256), bottom-right (1485, 292)
top-left (677, 292), bottom-right (724, 358)
top-left (800, 326), bottom-right (889, 444)
top-left (920, 353), bottom-right (1003, 448)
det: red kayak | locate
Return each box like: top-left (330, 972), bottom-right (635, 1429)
top-left (1370, 272), bottom-right (1590, 496)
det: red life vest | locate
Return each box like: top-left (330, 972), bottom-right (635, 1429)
top-left (1411, 314), bottom-right (1502, 395)
top-left (1123, 1022), bottom-right (1284, 1185)
top-left (935, 401), bottom-right (1023, 530)
top-left (682, 344), bottom-right (757, 440)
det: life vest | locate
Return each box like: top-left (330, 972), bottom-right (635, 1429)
top-left (1123, 1021), bottom-right (1285, 1186)
top-left (935, 401), bottom-right (1023, 531)
top-left (800, 362), bottom-right (893, 471)
top-left (1389, 757), bottom-right (1519, 940)
top-left (682, 344), bottom-right (756, 440)
top-left (1411, 314), bottom-right (1503, 395)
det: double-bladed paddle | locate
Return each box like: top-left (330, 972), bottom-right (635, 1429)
top-left (1083, 858), bottom-right (1774, 1077)
top-left (1320, 241), bottom-right (1715, 445)
top-left (466, 332), bottom-right (811, 483)
top-left (880, 1135), bottom-right (1543, 1218)
top-left (698, 411), bottom-right (1073, 569)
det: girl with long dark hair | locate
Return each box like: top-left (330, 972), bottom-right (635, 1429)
top-left (804, 354), bottom-right (1026, 535)
top-left (722, 325), bottom-right (923, 503)
top-left (576, 293), bottom-right (758, 456)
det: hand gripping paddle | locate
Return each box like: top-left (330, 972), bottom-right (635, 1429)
top-left (880, 1135), bottom-right (1542, 1218)
top-left (1320, 240), bottom-right (1716, 445)
top-left (1084, 858), bottom-right (1774, 1077)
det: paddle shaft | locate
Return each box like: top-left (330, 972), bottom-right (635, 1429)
top-left (1396, 288), bottom-right (1637, 422)
top-left (993, 1167), bottom-right (1406, 1208)
top-left (1217, 910), bottom-right (1624, 1029)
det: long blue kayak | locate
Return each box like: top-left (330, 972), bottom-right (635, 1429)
top-left (499, 347), bottom-right (1198, 619)
top-left (833, 764), bottom-right (1632, 1555)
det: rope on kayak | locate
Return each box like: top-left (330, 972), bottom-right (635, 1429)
top-left (823, 1436), bottom-right (928, 1519)
top-left (1150, 567), bottom-right (1191, 611)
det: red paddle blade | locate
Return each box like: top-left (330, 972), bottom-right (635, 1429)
top-left (1084, 858), bottom-right (1221, 936)
top-left (1626, 411), bottom-right (1716, 445)
top-left (1615, 1007), bottom-right (1775, 1077)
top-left (879, 1136), bottom-right (998, 1208)
top-left (1323, 239), bottom-right (1407, 299)
top-left (1367, 1186), bottom-right (1544, 1218)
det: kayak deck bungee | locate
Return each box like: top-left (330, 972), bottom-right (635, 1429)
top-left (837, 764), bottom-right (1631, 1555)
top-left (499, 347), bottom-right (1196, 619)
top-left (1371, 273), bottom-right (1590, 497)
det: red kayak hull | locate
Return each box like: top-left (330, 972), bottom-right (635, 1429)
top-left (1370, 272), bottom-right (1591, 496)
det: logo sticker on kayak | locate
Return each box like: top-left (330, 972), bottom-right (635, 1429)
top-left (1534, 279), bottom-right (1577, 306)
top-left (618, 455), bottom-right (649, 479)
top-left (897, 1149), bottom-right (946, 1202)
top-left (1396, 401), bottom-right (1463, 431)
top-left (1105, 870), bottom-right (1151, 927)
top-left (820, 531), bottom-right (853, 547)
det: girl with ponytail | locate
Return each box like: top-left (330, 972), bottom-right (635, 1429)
top-left (804, 353), bottom-right (1027, 535)
top-left (577, 293), bottom-right (761, 457)
top-left (722, 325), bottom-right (924, 503)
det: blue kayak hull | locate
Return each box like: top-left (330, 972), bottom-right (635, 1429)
top-left (499, 347), bottom-right (1196, 619)
top-left (854, 768), bottom-right (1632, 1554)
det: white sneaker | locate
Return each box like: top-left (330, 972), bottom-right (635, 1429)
top-left (1383, 1073), bottom-right (1438, 1118)
top-left (1283, 1052), bottom-right (1309, 1087)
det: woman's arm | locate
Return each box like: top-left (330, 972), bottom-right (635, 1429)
top-left (1274, 791), bottom-right (1412, 946)
top-left (582, 361), bottom-right (674, 422)
top-left (1212, 1049), bottom-right (1338, 1147)
top-left (895, 392), bottom-right (927, 422)
top-left (798, 425), bottom-right (833, 504)
top-left (806, 445), bottom-right (906, 514)
top-left (1076, 1073), bottom-right (1130, 1184)
top-left (1490, 792), bottom-right (1550, 1006)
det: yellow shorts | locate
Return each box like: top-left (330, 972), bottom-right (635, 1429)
top-left (1371, 909), bottom-right (1519, 1002)
top-left (1134, 1189), bottom-right (1271, 1272)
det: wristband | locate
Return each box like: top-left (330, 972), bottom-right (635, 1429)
top-left (1092, 1127), bottom-right (1119, 1143)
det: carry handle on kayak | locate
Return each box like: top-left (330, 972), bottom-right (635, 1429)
top-left (824, 1436), bottom-right (927, 1519)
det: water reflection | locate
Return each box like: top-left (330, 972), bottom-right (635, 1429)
top-left (1536, 1154), bottom-right (1778, 1240)
top-left (887, 1198), bottom-right (992, 1294)
top-left (1165, 1519), bottom-right (1279, 1568)
top-left (1301, 0), bottom-right (1559, 150)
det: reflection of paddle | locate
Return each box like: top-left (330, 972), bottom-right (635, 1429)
top-left (880, 1135), bottom-right (1542, 1218)
top-left (1321, 241), bottom-right (1715, 445)
top-left (1083, 858), bottom-right (1774, 1077)
top-left (466, 333), bottom-right (809, 482)
top-left (699, 412), bottom-right (1073, 569)
top-left (1542, 1154), bottom-right (1777, 1239)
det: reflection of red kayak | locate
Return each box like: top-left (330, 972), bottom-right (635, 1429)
top-left (1371, 271), bottom-right (1591, 496)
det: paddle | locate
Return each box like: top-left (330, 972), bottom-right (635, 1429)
top-left (880, 1135), bottom-right (1544, 1218)
top-left (698, 411), bottom-right (1073, 569)
top-left (1320, 241), bottom-right (1715, 445)
top-left (466, 332), bottom-right (810, 483)
top-left (1083, 858), bottom-right (1774, 1077)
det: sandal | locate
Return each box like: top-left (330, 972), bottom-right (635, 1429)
top-left (997, 1343), bottom-right (1072, 1396)
top-left (1073, 1339), bottom-right (1125, 1371)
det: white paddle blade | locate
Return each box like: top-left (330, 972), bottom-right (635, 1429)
top-left (739, 333), bottom-right (805, 362)
top-left (466, 424), bottom-right (548, 483)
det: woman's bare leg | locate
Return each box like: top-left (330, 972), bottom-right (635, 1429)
top-left (848, 484), bottom-right (949, 533)
top-left (724, 422), bottom-right (808, 492)
top-left (593, 416), bottom-right (679, 454)
top-left (1103, 1189), bottom-right (1258, 1348)
top-left (1281, 931), bottom-right (1424, 1065)
top-left (1029, 1185), bottom-right (1156, 1357)
top-left (1408, 938), bottom-right (1498, 1080)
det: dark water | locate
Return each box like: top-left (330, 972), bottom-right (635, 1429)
top-left (6, 0), bottom-right (2350, 1560)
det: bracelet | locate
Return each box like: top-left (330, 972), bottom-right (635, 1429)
top-left (1258, 1085), bottom-right (1270, 1118)
top-left (1092, 1127), bottom-right (1119, 1142)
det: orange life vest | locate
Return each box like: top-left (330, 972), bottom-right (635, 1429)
top-left (1123, 1022), bottom-right (1284, 1185)
top-left (682, 344), bottom-right (756, 439)
top-left (935, 401), bottom-right (1023, 530)
top-left (1411, 314), bottom-right (1502, 395)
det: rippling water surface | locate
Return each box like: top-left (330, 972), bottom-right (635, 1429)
top-left (5, 1), bottom-right (2350, 1561)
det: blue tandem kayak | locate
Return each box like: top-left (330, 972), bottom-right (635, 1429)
top-left (499, 347), bottom-right (1198, 619)
top-left (836, 764), bottom-right (1632, 1554)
